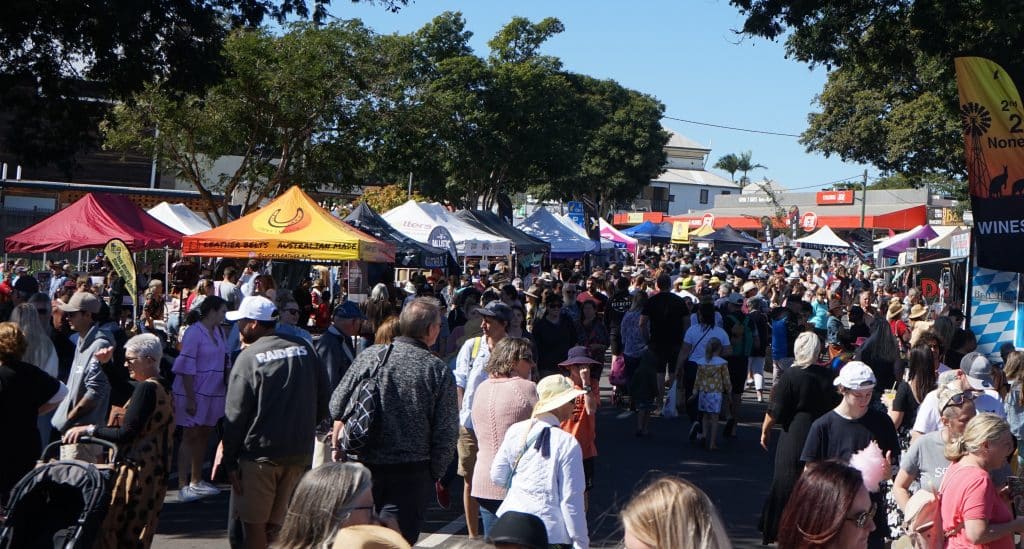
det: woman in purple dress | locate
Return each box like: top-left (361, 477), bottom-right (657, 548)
top-left (173, 296), bottom-right (228, 502)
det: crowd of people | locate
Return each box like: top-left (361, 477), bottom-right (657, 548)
top-left (0, 242), bottom-right (1017, 548)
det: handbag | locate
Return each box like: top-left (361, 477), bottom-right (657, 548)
top-left (609, 355), bottom-right (628, 386)
top-left (662, 380), bottom-right (679, 418)
top-left (337, 344), bottom-right (394, 460)
top-left (902, 462), bottom-right (965, 549)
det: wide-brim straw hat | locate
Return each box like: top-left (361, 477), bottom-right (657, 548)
top-left (908, 303), bottom-right (929, 320)
top-left (886, 301), bottom-right (904, 320)
top-left (533, 375), bottom-right (586, 417)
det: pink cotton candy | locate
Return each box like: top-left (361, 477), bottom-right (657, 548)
top-left (849, 441), bottom-right (888, 492)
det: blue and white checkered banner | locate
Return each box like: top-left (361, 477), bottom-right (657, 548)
top-left (970, 266), bottom-right (1020, 360)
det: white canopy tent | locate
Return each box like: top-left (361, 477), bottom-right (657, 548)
top-left (927, 225), bottom-right (969, 249)
top-left (147, 202), bottom-right (213, 235)
top-left (518, 207), bottom-right (597, 257)
top-left (382, 200), bottom-right (511, 257)
top-left (794, 225), bottom-right (851, 251)
top-left (554, 212), bottom-right (615, 251)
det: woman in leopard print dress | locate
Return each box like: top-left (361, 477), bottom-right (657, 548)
top-left (63, 334), bottom-right (175, 548)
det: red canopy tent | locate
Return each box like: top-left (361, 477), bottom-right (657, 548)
top-left (5, 193), bottom-right (184, 253)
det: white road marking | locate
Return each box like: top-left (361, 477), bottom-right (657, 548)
top-left (414, 515), bottom-right (467, 548)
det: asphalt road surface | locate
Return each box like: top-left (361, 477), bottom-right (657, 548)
top-left (154, 378), bottom-right (776, 548)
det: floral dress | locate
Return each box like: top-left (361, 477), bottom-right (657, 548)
top-left (694, 356), bottom-right (731, 414)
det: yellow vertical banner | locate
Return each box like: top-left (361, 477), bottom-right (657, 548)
top-left (671, 221), bottom-right (690, 244)
top-left (955, 57), bottom-right (1024, 272)
top-left (104, 238), bottom-right (138, 308)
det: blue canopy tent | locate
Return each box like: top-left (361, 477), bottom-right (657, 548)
top-left (621, 221), bottom-right (672, 242)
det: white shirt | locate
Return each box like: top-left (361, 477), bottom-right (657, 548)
top-left (455, 336), bottom-right (492, 430)
top-left (912, 387), bottom-right (1005, 434)
top-left (684, 324), bottom-right (731, 362)
top-left (491, 414), bottom-right (589, 548)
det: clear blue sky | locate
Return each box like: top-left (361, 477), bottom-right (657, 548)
top-left (328, 0), bottom-right (870, 191)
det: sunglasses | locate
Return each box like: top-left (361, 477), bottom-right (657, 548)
top-left (941, 391), bottom-right (976, 414)
top-left (846, 501), bottom-right (877, 529)
top-left (283, 308), bottom-right (300, 315)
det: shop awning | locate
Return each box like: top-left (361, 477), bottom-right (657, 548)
top-left (182, 186), bottom-right (394, 262)
top-left (665, 204), bottom-right (928, 232)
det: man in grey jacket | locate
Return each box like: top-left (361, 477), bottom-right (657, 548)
top-left (330, 297), bottom-right (458, 545)
top-left (52, 291), bottom-right (112, 462)
top-left (222, 296), bottom-right (329, 549)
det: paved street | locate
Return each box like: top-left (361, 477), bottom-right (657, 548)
top-left (154, 381), bottom-right (775, 548)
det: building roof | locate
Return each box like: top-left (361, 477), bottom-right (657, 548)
top-left (664, 128), bottom-right (709, 151)
top-left (653, 167), bottom-right (737, 188)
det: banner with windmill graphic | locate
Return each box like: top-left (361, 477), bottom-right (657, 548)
top-left (955, 57), bottom-right (1024, 272)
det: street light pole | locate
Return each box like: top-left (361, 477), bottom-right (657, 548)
top-left (860, 169), bottom-right (868, 229)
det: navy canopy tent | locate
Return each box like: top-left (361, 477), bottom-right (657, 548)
top-left (454, 210), bottom-right (550, 259)
top-left (692, 225), bottom-right (762, 252)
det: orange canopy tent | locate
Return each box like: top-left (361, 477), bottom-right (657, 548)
top-left (182, 186), bottom-right (394, 262)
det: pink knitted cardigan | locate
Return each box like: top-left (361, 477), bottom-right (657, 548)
top-left (470, 376), bottom-right (538, 500)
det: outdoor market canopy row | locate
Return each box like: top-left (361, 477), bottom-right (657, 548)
top-left (182, 186), bottom-right (394, 262)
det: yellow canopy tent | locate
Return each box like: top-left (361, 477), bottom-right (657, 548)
top-left (182, 186), bottom-right (395, 262)
top-left (691, 224), bottom-right (716, 237)
top-left (671, 221), bottom-right (690, 244)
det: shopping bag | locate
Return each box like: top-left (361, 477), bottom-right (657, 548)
top-left (662, 380), bottom-right (679, 418)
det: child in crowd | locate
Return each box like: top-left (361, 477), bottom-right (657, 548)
top-left (694, 338), bottom-right (730, 449)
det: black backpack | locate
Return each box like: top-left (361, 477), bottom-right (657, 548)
top-left (338, 344), bottom-right (394, 460)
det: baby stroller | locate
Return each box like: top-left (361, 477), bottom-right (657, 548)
top-left (0, 437), bottom-right (118, 549)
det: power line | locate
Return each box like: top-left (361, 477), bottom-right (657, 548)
top-left (662, 115), bottom-right (802, 138)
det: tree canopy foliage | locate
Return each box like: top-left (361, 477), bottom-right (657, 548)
top-left (0, 0), bottom-right (408, 171)
top-left (728, 0), bottom-right (1024, 186)
top-left (103, 12), bottom-right (668, 220)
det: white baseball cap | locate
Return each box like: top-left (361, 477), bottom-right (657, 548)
top-left (834, 361), bottom-right (877, 390)
top-left (226, 296), bottom-right (278, 322)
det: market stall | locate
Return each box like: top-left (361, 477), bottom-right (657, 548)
top-left (382, 201), bottom-right (511, 258)
top-left (517, 207), bottom-right (597, 258)
top-left (455, 210), bottom-right (550, 266)
top-left (344, 202), bottom-right (453, 270)
top-left (600, 219), bottom-right (638, 252)
top-left (692, 225), bottom-right (762, 253)
top-left (147, 202), bottom-right (213, 235)
top-left (182, 186), bottom-right (394, 262)
top-left (874, 225), bottom-right (940, 259)
top-left (5, 192), bottom-right (184, 253)
top-left (794, 225), bottom-right (853, 253)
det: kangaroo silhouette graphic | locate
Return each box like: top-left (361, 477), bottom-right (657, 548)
top-left (989, 165), bottom-right (1009, 197)
top-left (1013, 178), bottom-right (1024, 196)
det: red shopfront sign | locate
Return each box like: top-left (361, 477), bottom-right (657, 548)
top-left (816, 190), bottom-right (855, 205)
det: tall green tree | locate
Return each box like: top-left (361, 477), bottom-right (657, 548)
top-left (0, 0), bottom-right (408, 174)
top-left (727, 0), bottom-right (1024, 186)
top-left (102, 22), bottom-right (383, 223)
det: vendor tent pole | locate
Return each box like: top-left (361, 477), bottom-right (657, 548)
top-left (164, 247), bottom-right (170, 287)
top-left (77, 250), bottom-right (82, 272)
